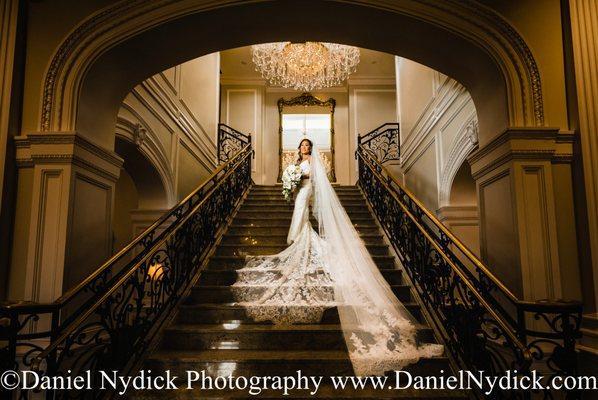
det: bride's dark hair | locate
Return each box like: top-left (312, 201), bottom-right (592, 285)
top-left (297, 138), bottom-right (313, 164)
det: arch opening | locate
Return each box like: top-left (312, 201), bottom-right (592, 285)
top-left (42, 0), bottom-right (538, 150)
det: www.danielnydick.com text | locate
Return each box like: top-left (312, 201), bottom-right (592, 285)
top-left (2, 369), bottom-right (596, 396)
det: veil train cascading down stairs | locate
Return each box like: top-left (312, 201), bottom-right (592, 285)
top-left (135, 184), bottom-right (463, 399)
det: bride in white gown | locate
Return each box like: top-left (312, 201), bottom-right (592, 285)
top-left (232, 138), bottom-right (443, 376)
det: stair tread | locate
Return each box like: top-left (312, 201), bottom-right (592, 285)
top-left (148, 349), bottom-right (352, 361)
top-left (194, 284), bottom-right (409, 289)
top-left (166, 324), bottom-right (344, 332)
top-left (148, 348), bottom-right (447, 362)
top-left (179, 302), bottom-right (419, 309)
top-left (223, 233), bottom-right (382, 238)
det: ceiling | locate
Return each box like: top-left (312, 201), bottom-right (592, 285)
top-left (220, 45), bottom-right (396, 82)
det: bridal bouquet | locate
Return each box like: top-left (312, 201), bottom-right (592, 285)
top-left (281, 164), bottom-right (303, 202)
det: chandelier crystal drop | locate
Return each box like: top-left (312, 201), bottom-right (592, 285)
top-left (251, 42), bottom-right (360, 91)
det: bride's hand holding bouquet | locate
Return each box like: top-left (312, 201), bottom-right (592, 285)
top-left (281, 164), bottom-right (303, 202)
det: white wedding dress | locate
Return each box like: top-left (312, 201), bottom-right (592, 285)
top-left (232, 147), bottom-right (443, 376)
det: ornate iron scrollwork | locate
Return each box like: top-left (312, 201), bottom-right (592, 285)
top-left (358, 123), bottom-right (400, 164)
top-left (356, 146), bottom-right (582, 399)
top-left (217, 123), bottom-right (251, 164)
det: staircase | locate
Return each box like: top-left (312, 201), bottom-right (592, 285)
top-left (135, 185), bottom-right (467, 399)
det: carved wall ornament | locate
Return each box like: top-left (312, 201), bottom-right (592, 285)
top-left (465, 119), bottom-right (479, 145)
top-left (133, 123), bottom-right (147, 147)
top-left (438, 116), bottom-right (479, 207)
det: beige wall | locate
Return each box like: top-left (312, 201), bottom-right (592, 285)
top-left (396, 57), bottom-right (481, 258)
top-left (113, 53), bottom-right (220, 250)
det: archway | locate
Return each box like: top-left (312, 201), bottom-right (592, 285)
top-left (112, 137), bottom-right (169, 253)
top-left (40, 0), bottom-right (543, 150)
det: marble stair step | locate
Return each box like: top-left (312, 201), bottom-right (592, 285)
top-left (187, 285), bottom-right (412, 303)
top-left (221, 233), bottom-right (384, 246)
top-left (235, 210), bottom-right (372, 219)
top-left (175, 303), bottom-right (423, 324)
top-left (250, 185), bottom-right (361, 191)
top-left (243, 199), bottom-right (366, 206)
top-left (240, 204), bottom-right (368, 212)
top-left (159, 324), bottom-right (437, 351)
top-left (160, 324), bottom-right (346, 351)
top-left (126, 386), bottom-right (468, 399)
top-left (231, 217), bottom-right (375, 226)
top-left (226, 225), bottom-right (381, 236)
top-left (207, 255), bottom-right (396, 270)
top-left (246, 195), bottom-right (364, 202)
top-left (214, 243), bottom-right (390, 256)
top-left (176, 304), bottom-right (343, 324)
top-left (144, 349), bottom-right (450, 378)
top-left (198, 268), bottom-right (403, 286)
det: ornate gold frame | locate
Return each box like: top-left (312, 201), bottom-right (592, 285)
top-left (277, 93), bottom-right (336, 182)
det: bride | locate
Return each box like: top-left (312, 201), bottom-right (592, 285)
top-left (232, 138), bottom-right (443, 376)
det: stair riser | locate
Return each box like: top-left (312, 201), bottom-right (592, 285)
top-left (207, 257), bottom-right (396, 270)
top-left (226, 226), bottom-right (381, 236)
top-left (240, 205), bottom-right (368, 212)
top-left (246, 196), bottom-right (363, 202)
top-left (231, 219), bottom-right (377, 228)
top-left (244, 199), bottom-right (366, 205)
top-left (160, 330), bottom-right (346, 351)
top-left (235, 211), bottom-right (372, 219)
top-left (177, 307), bottom-right (341, 324)
top-left (144, 356), bottom-right (450, 380)
top-left (197, 269), bottom-right (403, 286)
top-left (214, 245), bottom-right (389, 256)
top-left (144, 359), bottom-right (355, 378)
top-left (221, 235), bottom-right (384, 246)
top-left (188, 286), bottom-right (411, 303)
top-left (176, 306), bottom-right (422, 324)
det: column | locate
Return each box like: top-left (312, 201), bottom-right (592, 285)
top-left (570, 0), bottom-right (598, 312)
top-left (8, 132), bottom-right (123, 303)
top-left (468, 128), bottom-right (581, 303)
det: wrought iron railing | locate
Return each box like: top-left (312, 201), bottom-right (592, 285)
top-left (0, 143), bottom-right (253, 399)
top-left (357, 122), bottom-right (400, 163)
top-left (217, 123), bottom-right (252, 164)
top-left (356, 145), bottom-right (582, 399)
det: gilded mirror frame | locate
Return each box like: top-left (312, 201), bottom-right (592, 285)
top-left (277, 92), bottom-right (336, 182)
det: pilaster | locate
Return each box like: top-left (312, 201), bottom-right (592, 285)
top-left (8, 132), bottom-right (123, 303)
top-left (468, 128), bottom-right (581, 303)
top-left (0, 0), bottom-right (18, 202)
top-left (569, 0), bottom-right (598, 312)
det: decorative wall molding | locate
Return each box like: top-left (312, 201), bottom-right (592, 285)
top-left (38, 0), bottom-right (544, 134)
top-left (438, 115), bottom-right (478, 207)
top-left (400, 79), bottom-right (472, 172)
top-left (14, 132), bottom-right (123, 181)
top-left (134, 74), bottom-right (217, 163)
top-left (115, 113), bottom-right (176, 207)
top-left (401, 79), bottom-right (468, 171)
top-left (467, 128), bottom-right (573, 181)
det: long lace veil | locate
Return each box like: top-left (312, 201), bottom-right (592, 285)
top-left (310, 145), bottom-right (444, 376)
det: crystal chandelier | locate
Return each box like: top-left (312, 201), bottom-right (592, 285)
top-left (251, 42), bottom-right (360, 91)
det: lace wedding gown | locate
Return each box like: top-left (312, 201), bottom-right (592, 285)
top-left (232, 149), bottom-right (443, 376)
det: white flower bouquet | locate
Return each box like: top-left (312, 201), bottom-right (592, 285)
top-left (281, 164), bottom-right (303, 202)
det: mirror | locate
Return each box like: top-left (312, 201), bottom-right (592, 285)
top-left (277, 93), bottom-right (336, 182)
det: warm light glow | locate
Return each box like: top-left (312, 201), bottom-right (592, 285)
top-left (252, 42), bottom-right (360, 91)
top-left (147, 262), bottom-right (164, 280)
